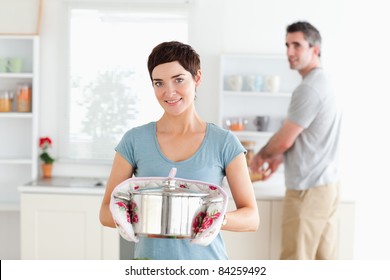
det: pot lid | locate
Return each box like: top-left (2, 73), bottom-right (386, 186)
top-left (132, 180), bottom-right (209, 197)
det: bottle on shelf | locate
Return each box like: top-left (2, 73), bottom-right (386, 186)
top-left (16, 83), bottom-right (32, 112)
top-left (0, 90), bottom-right (13, 112)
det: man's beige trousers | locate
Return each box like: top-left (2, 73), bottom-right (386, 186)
top-left (280, 182), bottom-right (340, 260)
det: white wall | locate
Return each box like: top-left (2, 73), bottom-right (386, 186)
top-left (193, 0), bottom-right (390, 260)
top-left (39, 0), bottom-right (390, 259)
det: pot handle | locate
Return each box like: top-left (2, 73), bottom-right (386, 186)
top-left (202, 196), bottom-right (223, 205)
top-left (113, 192), bottom-right (131, 202)
top-left (168, 167), bottom-right (177, 178)
top-left (163, 167), bottom-right (178, 190)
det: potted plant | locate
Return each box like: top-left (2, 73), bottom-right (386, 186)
top-left (39, 137), bottom-right (55, 178)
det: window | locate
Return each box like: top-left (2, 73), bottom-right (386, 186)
top-left (60, 6), bottom-right (188, 162)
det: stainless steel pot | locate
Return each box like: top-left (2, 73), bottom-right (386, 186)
top-left (114, 179), bottom-right (217, 238)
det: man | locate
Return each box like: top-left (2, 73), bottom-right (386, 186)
top-left (250, 21), bottom-right (342, 260)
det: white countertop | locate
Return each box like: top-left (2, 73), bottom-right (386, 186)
top-left (18, 174), bottom-right (354, 202)
top-left (18, 175), bottom-right (287, 200)
top-left (225, 173), bottom-right (354, 202)
top-left (222, 173), bottom-right (286, 200)
top-left (18, 176), bottom-right (107, 196)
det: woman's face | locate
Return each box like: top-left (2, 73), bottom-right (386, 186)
top-left (151, 61), bottom-right (201, 116)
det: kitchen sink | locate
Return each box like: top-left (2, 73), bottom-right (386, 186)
top-left (29, 176), bottom-right (107, 188)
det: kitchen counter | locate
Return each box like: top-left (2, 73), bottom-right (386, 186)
top-left (19, 175), bottom-right (286, 199)
top-left (18, 176), bottom-right (107, 196)
top-left (18, 174), bottom-right (354, 202)
top-left (225, 173), bottom-right (354, 202)
top-left (18, 175), bottom-right (355, 260)
top-left (219, 173), bottom-right (286, 200)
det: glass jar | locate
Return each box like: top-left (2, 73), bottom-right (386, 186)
top-left (16, 83), bottom-right (32, 112)
top-left (0, 91), bottom-right (12, 112)
top-left (226, 117), bottom-right (248, 131)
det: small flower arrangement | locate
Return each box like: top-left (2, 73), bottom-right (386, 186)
top-left (39, 137), bottom-right (55, 164)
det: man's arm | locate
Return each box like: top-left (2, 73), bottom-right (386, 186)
top-left (250, 119), bottom-right (303, 178)
top-left (260, 119), bottom-right (303, 159)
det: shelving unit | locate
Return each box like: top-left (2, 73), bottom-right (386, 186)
top-left (219, 54), bottom-right (300, 150)
top-left (0, 35), bottom-right (39, 259)
top-left (0, 35), bottom-right (39, 206)
top-left (0, 119), bottom-right (34, 166)
top-left (0, 73), bottom-right (34, 79)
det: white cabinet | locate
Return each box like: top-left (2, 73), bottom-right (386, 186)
top-left (222, 199), bottom-right (355, 260)
top-left (0, 35), bottom-right (39, 205)
top-left (219, 54), bottom-right (300, 150)
top-left (221, 200), bottom-right (271, 259)
top-left (20, 192), bottom-right (120, 260)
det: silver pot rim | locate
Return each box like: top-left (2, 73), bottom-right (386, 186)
top-left (132, 187), bottom-right (209, 197)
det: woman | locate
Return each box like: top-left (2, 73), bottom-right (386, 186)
top-left (100, 41), bottom-right (259, 260)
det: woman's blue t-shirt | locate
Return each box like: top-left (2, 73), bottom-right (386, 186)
top-left (115, 122), bottom-right (245, 260)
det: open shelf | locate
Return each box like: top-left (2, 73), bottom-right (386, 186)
top-left (0, 35), bottom-right (39, 207)
top-left (220, 54), bottom-right (300, 147)
top-left (0, 158), bottom-right (33, 165)
top-left (0, 112), bottom-right (33, 118)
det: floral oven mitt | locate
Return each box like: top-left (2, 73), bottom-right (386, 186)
top-left (109, 168), bottom-right (228, 246)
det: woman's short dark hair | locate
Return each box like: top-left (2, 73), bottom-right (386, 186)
top-left (287, 21), bottom-right (322, 56)
top-left (147, 41), bottom-right (201, 80)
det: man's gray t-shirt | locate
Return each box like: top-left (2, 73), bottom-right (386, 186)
top-left (285, 68), bottom-right (341, 190)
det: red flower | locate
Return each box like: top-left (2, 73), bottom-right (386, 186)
top-left (200, 215), bottom-right (213, 231)
top-left (116, 199), bottom-right (138, 224)
top-left (126, 212), bottom-right (131, 223)
top-left (211, 212), bottom-right (221, 220)
top-left (192, 211), bottom-right (206, 234)
top-left (132, 213), bottom-right (139, 223)
top-left (197, 211), bottom-right (221, 233)
top-left (115, 201), bottom-right (129, 210)
top-left (129, 201), bottom-right (137, 211)
top-left (129, 200), bottom-right (138, 224)
top-left (39, 137), bottom-right (55, 164)
top-left (209, 186), bottom-right (217, 190)
top-left (39, 137), bottom-right (52, 148)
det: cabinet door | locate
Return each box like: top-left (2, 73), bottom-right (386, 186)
top-left (221, 200), bottom-right (271, 259)
top-left (20, 193), bottom-right (119, 260)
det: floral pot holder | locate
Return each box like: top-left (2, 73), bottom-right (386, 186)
top-left (109, 168), bottom-right (228, 246)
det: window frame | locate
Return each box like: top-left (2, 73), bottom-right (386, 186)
top-left (57, 1), bottom-right (189, 164)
